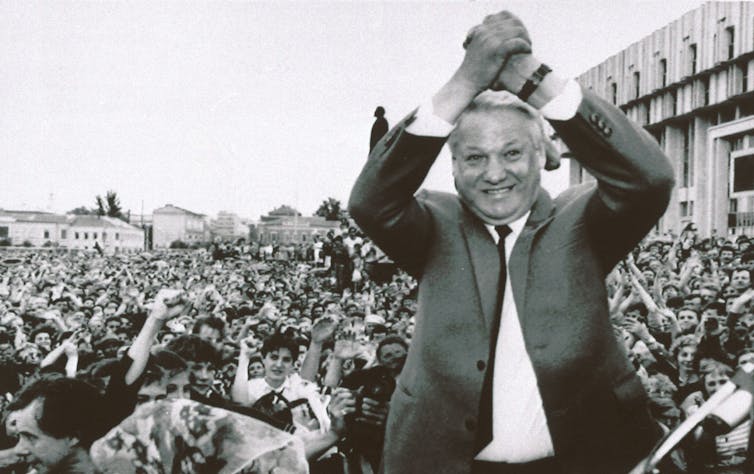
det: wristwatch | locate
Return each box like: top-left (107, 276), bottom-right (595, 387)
top-left (517, 63), bottom-right (552, 102)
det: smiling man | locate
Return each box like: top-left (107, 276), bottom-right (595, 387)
top-left (349, 10), bottom-right (674, 474)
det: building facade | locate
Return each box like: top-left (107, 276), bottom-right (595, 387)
top-left (66, 215), bottom-right (144, 251)
top-left (152, 204), bottom-right (208, 248)
top-left (210, 211), bottom-right (248, 241)
top-left (0, 210), bottom-right (144, 251)
top-left (572, 1), bottom-right (754, 236)
top-left (256, 214), bottom-right (339, 244)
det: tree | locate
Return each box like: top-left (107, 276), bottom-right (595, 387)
top-left (94, 190), bottom-right (127, 221)
top-left (170, 240), bottom-right (189, 249)
top-left (268, 205), bottom-right (301, 217)
top-left (315, 197), bottom-right (345, 221)
top-left (68, 206), bottom-right (95, 216)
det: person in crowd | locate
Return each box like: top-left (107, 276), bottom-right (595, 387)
top-left (349, 9), bottom-right (672, 474)
top-left (7, 376), bottom-right (104, 474)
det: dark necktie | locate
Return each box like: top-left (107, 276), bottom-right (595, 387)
top-left (475, 224), bottom-right (512, 454)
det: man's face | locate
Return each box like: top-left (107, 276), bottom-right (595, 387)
top-left (165, 372), bottom-right (190, 400)
top-left (187, 361), bottom-right (216, 394)
top-left (677, 310), bottom-right (699, 333)
top-left (451, 108), bottom-right (543, 225)
top-left (197, 326), bottom-right (222, 347)
top-left (378, 342), bottom-right (407, 374)
top-left (105, 318), bottom-right (121, 334)
top-left (704, 371), bottom-right (730, 397)
top-left (249, 361), bottom-right (265, 379)
top-left (263, 348), bottom-right (294, 386)
top-left (676, 345), bottom-right (696, 372)
top-left (685, 297), bottom-right (702, 312)
top-left (720, 250), bottom-right (734, 264)
top-left (731, 270), bottom-right (751, 290)
top-left (33, 333), bottom-right (51, 352)
top-left (136, 380), bottom-right (166, 405)
top-left (13, 400), bottom-right (76, 473)
top-left (738, 352), bottom-right (754, 369)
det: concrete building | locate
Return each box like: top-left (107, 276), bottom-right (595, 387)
top-left (210, 211), bottom-right (248, 241)
top-left (256, 213), bottom-right (339, 244)
top-left (67, 215), bottom-right (144, 251)
top-left (0, 210), bottom-right (144, 251)
top-left (152, 204), bottom-right (208, 248)
top-left (572, 1), bottom-right (754, 236)
top-left (0, 210), bottom-right (69, 247)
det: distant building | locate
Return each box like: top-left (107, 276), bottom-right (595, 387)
top-left (0, 210), bottom-right (69, 247)
top-left (0, 210), bottom-right (143, 251)
top-left (210, 211), bottom-right (248, 241)
top-left (572, 1), bottom-right (754, 236)
top-left (67, 215), bottom-right (144, 251)
top-left (256, 213), bottom-right (339, 244)
top-left (152, 204), bottom-right (208, 248)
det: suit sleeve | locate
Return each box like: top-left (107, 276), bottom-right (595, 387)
top-left (549, 88), bottom-right (675, 272)
top-left (348, 111), bottom-right (447, 277)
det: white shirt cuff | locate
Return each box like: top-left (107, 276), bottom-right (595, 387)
top-left (405, 101), bottom-right (455, 137)
top-left (539, 79), bottom-right (582, 121)
top-left (406, 79), bottom-right (582, 138)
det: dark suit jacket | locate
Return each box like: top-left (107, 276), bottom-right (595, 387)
top-left (348, 89), bottom-right (675, 474)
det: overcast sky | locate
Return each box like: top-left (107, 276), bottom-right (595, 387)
top-left (1, 0), bottom-right (705, 220)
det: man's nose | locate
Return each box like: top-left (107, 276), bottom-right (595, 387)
top-left (483, 157), bottom-right (508, 182)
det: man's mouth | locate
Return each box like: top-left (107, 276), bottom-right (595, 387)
top-left (483, 185), bottom-right (514, 196)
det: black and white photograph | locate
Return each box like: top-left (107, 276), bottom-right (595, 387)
top-left (1, 1), bottom-right (754, 473)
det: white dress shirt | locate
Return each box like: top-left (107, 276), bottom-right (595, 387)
top-left (404, 80), bottom-right (582, 462)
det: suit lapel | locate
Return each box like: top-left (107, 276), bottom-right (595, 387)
top-left (459, 207), bottom-right (500, 332)
top-left (459, 188), bottom-right (555, 332)
top-left (509, 189), bottom-right (555, 325)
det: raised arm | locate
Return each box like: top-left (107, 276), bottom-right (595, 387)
top-left (125, 289), bottom-right (186, 386)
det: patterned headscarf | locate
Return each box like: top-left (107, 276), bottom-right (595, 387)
top-left (90, 399), bottom-right (308, 473)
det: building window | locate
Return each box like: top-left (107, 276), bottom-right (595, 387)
top-left (75, 232), bottom-right (79, 239)
top-left (611, 82), bottom-right (617, 104)
top-left (702, 77), bottom-right (710, 106)
top-left (60, 229), bottom-right (67, 239)
top-left (682, 122), bottom-right (694, 188)
top-left (0, 227), bottom-right (8, 239)
top-left (732, 135), bottom-right (745, 151)
top-left (742, 63), bottom-right (749, 93)
top-left (689, 43), bottom-right (697, 74)
top-left (659, 58), bottom-right (667, 87)
top-left (719, 105), bottom-right (735, 123)
top-left (43, 230), bottom-right (49, 239)
top-left (680, 200), bottom-right (694, 217)
top-left (671, 90), bottom-right (677, 116)
top-left (115, 233), bottom-right (120, 240)
top-left (633, 72), bottom-right (641, 99)
top-left (730, 198), bottom-right (738, 213)
top-left (645, 103), bottom-right (651, 125)
top-left (726, 26), bottom-right (735, 60)
top-left (93, 232), bottom-right (98, 239)
top-left (84, 232), bottom-right (88, 239)
top-left (102, 232), bottom-right (107, 241)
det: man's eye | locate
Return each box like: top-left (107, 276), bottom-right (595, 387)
top-left (505, 149), bottom-right (522, 159)
top-left (465, 154), bottom-right (484, 163)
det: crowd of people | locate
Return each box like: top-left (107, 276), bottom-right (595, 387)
top-left (0, 221), bottom-right (751, 473)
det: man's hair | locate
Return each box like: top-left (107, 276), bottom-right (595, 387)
top-left (702, 301), bottom-right (725, 315)
top-left (193, 316), bottom-right (226, 336)
top-left (165, 334), bottom-right (221, 367)
top-left (30, 324), bottom-right (56, 343)
top-left (448, 91), bottom-right (546, 156)
top-left (742, 250), bottom-right (754, 264)
top-left (260, 333), bottom-right (299, 361)
top-left (625, 302), bottom-right (648, 318)
top-left (7, 376), bottom-right (105, 448)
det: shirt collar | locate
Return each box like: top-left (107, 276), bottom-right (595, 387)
top-left (484, 211), bottom-right (530, 244)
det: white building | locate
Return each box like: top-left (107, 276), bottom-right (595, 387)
top-left (0, 210), bottom-right (143, 251)
top-left (210, 211), bottom-right (248, 241)
top-left (67, 215), bottom-right (144, 251)
top-left (0, 210), bottom-right (69, 247)
top-left (152, 204), bottom-right (208, 248)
